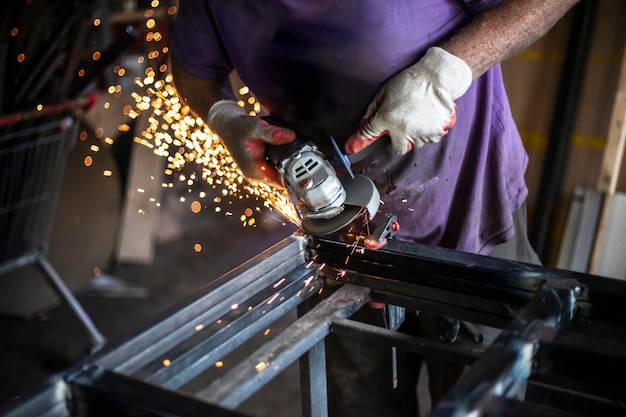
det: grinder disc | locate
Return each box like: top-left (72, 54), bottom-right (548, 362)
top-left (301, 205), bottom-right (362, 236)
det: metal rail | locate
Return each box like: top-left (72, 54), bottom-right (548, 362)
top-left (3, 232), bottom-right (626, 417)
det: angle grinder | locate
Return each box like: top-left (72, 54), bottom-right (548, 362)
top-left (206, 101), bottom-right (381, 235)
top-left (267, 136), bottom-right (381, 236)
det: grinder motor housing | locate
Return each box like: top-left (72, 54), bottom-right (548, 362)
top-left (268, 139), bottom-right (381, 236)
top-left (273, 141), bottom-right (347, 220)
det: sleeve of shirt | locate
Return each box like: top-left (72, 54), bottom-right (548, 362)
top-left (171, 0), bottom-right (233, 82)
top-left (460, 0), bottom-right (504, 13)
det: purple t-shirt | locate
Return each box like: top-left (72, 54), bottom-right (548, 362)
top-left (172, 0), bottom-right (529, 255)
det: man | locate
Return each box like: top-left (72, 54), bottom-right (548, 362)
top-left (170, 1), bottom-right (578, 415)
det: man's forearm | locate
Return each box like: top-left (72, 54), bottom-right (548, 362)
top-left (170, 53), bottom-right (223, 120)
top-left (441, 0), bottom-right (580, 80)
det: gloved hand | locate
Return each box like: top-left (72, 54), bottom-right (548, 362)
top-left (344, 47), bottom-right (472, 155)
top-left (207, 100), bottom-right (296, 186)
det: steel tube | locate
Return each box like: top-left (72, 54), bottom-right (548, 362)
top-left (142, 266), bottom-right (323, 389)
top-left (195, 284), bottom-right (370, 409)
top-left (310, 233), bottom-right (626, 328)
top-left (96, 235), bottom-right (308, 373)
top-left (299, 340), bottom-right (328, 417)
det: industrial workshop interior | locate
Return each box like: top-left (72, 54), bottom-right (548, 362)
top-left (1, 0), bottom-right (626, 416)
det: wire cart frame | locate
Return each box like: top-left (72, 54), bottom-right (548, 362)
top-left (0, 110), bottom-right (105, 350)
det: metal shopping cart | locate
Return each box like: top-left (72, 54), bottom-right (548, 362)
top-left (0, 105), bottom-right (105, 351)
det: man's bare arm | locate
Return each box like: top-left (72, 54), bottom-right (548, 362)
top-left (442, 0), bottom-right (580, 80)
top-left (170, 52), bottom-right (223, 120)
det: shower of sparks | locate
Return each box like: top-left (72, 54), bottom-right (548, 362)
top-left (350, 236), bottom-right (363, 254)
top-left (123, 75), bottom-right (301, 227)
top-left (5, 2), bottom-right (301, 228)
top-left (9, 2), bottom-right (301, 228)
top-left (342, 234), bottom-right (364, 265)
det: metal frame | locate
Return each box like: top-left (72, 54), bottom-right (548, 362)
top-left (3, 232), bottom-right (626, 417)
top-left (0, 114), bottom-right (105, 350)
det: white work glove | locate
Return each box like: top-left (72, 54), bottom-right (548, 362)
top-left (207, 100), bottom-right (296, 185)
top-left (344, 47), bottom-right (473, 155)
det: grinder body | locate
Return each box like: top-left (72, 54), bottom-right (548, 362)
top-left (271, 141), bottom-right (346, 220)
top-left (268, 138), bottom-right (380, 235)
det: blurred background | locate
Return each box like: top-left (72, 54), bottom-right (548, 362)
top-left (0, 0), bottom-right (625, 415)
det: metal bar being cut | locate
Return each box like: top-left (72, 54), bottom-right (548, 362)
top-left (310, 233), bottom-right (626, 331)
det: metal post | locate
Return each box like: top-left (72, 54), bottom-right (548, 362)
top-left (300, 341), bottom-right (328, 417)
top-left (298, 294), bottom-right (329, 417)
top-left (529, 0), bottom-right (597, 260)
top-left (37, 256), bottom-right (105, 351)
